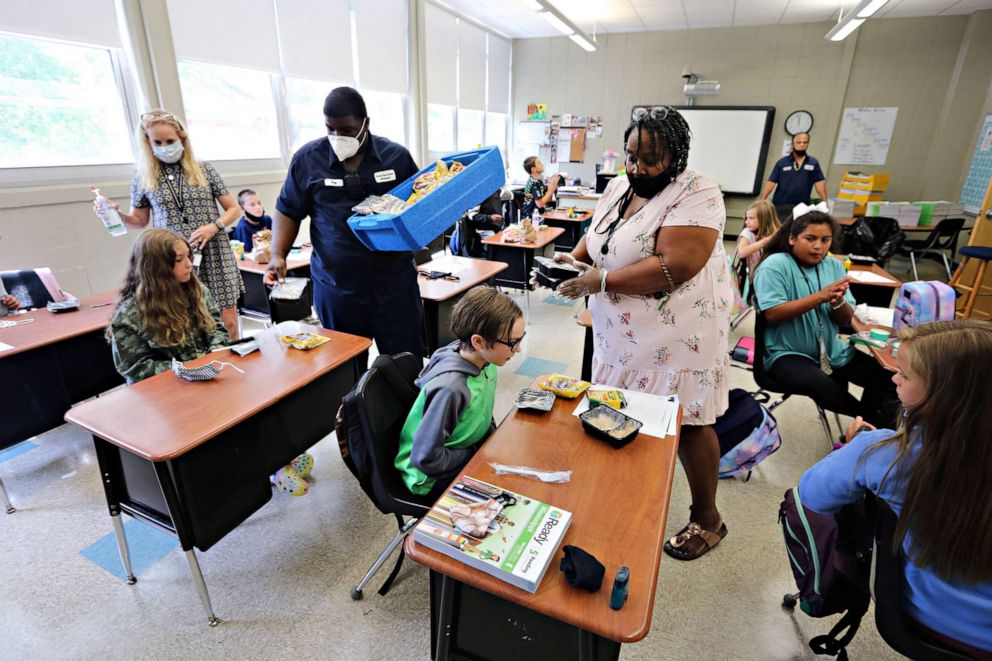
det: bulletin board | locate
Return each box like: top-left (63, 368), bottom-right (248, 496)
top-left (960, 113), bottom-right (992, 214)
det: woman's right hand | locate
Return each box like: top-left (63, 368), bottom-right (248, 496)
top-left (553, 251), bottom-right (576, 266)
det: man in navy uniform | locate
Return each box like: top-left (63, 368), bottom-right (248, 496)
top-left (759, 132), bottom-right (827, 220)
top-left (265, 87), bottom-right (423, 365)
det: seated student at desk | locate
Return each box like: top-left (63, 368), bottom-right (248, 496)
top-left (521, 156), bottom-right (559, 217)
top-left (799, 320), bottom-right (992, 657)
top-left (108, 228), bottom-right (230, 385)
top-left (451, 188), bottom-right (512, 258)
top-left (231, 188), bottom-right (273, 252)
top-left (754, 206), bottom-right (898, 428)
top-left (395, 287), bottom-right (524, 501)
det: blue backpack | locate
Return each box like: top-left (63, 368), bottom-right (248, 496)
top-left (714, 389), bottom-right (782, 479)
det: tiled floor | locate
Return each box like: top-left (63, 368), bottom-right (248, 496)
top-left (1, 243), bottom-right (936, 660)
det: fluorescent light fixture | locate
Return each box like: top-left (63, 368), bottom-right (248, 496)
top-left (826, 17), bottom-right (864, 41)
top-left (825, 0), bottom-right (888, 41)
top-left (569, 34), bottom-right (595, 52)
top-left (856, 0), bottom-right (890, 18)
top-left (531, 0), bottom-right (597, 51)
top-left (541, 10), bottom-right (573, 35)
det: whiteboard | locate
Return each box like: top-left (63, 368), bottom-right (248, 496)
top-left (833, 107), bottom-right (898, 166)
top-left (667, 106), bottom-right (775, 195)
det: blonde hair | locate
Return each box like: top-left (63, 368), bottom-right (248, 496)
top-left (109, 228), bottom-right (219, 348)
top-left (745, 199), bottom-right (781, 239)
top-left (870, 320), bottom-right (992, 583)
top-left (135, 109), bottom-right (207, 191)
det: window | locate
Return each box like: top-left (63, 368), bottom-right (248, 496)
top-left (364, 90), bottom-right (407, 148)
top-left (457, 109), bottom-right (484, 152)
top-left (427, 103), bottom-right (454, 154)
top-left (177, 60), bottom-right (281, 160)
top-left (485, 112), bottom-right (508, 160)
top-left (0, 33), bottom-right (133, 168)
top-left (285, 76), bottom-right (343, 154)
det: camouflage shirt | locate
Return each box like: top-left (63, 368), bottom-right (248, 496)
top-left (110, 283), bottom-right (230, 384)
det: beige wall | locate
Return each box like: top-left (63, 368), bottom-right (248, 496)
top-left (512, 11), bottom-right (992, 233)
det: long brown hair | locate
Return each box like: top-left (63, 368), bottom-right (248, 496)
top-left (135, 109), bottom-right (207, 190)
top-left (746, 199), bottom-right (781, 240)
top-left (109, 228), bottom-right (217, 347)
top-left (873, 320), bottom-right (992, 583)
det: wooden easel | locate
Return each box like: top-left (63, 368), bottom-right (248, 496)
top-left (952, 174), bottom-right (992, 317)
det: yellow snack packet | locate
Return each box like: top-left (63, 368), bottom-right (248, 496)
top-left (539, 373), bottom-right (591, 399)
top-left (279, 331), bottom-right (331, 350)
top-left (587, 389), bottom-right (627, 410)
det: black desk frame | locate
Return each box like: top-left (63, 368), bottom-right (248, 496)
top-left (540, 218), bottom-right (588, 252)
top-left (429, 570), bottom-right (620, 661)
top-left (91, 357), bottom-right (361, 625)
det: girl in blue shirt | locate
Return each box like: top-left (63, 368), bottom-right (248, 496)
top-left (754, 209), bottom-right (898, 427)
top-left (799, 320), bottom-right (992, 654)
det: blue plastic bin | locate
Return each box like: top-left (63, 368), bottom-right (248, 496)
top-left (347, 146), bottom-right (506, 251)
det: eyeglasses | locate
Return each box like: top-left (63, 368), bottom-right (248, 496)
top-left (141, 110), bottom-right (177, 121)
top-left (631, 106), bottom-right (670, 122)
top-left (495, 333), bottom-right (526, 351)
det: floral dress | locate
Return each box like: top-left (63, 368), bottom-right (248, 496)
top-left (130, 161), bottom-right (244, 309)
top-left (585, 171), bottom-right (731, 426)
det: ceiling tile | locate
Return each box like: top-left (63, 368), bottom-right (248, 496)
top-left (685, 11), bottom-right (734, 27)
top-left (733, 11), bottom-right (786, 25)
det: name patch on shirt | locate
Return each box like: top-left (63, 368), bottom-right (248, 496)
top-left (782, 166), bottom-right (793, 172)
top-left (324, 178), bottom-right (344, 187)
top-left (804, 164), bottom-right (815, 171)
top-left (374, 169), bottom-right (397, 183)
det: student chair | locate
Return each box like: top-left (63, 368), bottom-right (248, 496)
top-left (0, 268), bottom-right (67, 310)
top-left (753, 310), bottom-right (841, 451)
top-left (897, 218), bottom-right (965, 281)
top-left (948, 246), bottom-right (992, 320)
top-left (871, 501), bottom-right (974, 660)
top-left (729, 252), bottom-right (755, 332)
top-left (337, 353), bottom-right (434, 601)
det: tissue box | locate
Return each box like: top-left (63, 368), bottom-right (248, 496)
top-left (347, 146), bottom-right (506, 251)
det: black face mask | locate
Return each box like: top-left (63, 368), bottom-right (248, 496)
top-left (626, 170), bottom-right (672, 199)
top-left (792, 149), bottom-right (807, 158)
top-left (244, 210), bottom-right (266, 223)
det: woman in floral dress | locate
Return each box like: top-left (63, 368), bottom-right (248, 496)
top-left (97, 109), bottom-right (244, 338)
top-left (556, 107), bottom-right (732, 561)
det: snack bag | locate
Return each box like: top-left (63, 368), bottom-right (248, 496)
top-left (278, 331), bottom-right (330, 350)
top-left (587, 389), bottom-right (626, 410)
top-left (539, 373), bottom-right (591, 399)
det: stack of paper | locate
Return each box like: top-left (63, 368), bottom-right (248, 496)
top-left (828, 198), bottom-right (856, 217)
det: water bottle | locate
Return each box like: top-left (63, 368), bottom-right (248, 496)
top-left (91, 187), bottom-right (127, 237)
top-left (531, 208), bottom-right (542, 229)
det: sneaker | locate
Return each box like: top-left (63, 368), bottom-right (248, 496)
top-left (271, 465), bottom-right (309, 496)
top-left (291, 452), bottom-right (314, 479)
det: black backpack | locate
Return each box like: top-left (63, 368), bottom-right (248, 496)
top-left (334, 353), bottom-right (422, 511)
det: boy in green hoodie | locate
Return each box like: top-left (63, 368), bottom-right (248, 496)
top-left (395, 287), bottom-right (525, 499)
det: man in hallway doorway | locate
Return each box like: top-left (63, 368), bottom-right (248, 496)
top-left (759, 132), bottom-right (827, 220)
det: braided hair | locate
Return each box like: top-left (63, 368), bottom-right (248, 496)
top-left (623, 107), bottom-right (692, 183)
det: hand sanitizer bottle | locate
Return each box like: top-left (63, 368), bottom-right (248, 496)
top-left (91, 187), bottom-right (127, 237)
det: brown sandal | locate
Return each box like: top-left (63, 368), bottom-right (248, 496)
top-left (663, 521), bottom-right (728, 561)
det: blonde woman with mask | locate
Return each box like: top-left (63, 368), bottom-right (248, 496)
top-left (95, 110), bottom-right (244, 338)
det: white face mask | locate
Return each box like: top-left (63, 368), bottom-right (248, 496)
top-left (153, 142), bottom-right (184, 164)
top-left (327, 118), bottom-right (367, 161)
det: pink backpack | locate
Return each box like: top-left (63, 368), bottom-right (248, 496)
top-left (892, 281), bottom-right (955, 332)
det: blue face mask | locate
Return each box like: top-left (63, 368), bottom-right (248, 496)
top-left (153, 142), bottom-right (184, 164)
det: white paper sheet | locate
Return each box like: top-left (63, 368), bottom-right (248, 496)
top-left (572, 387), bottom-right (680, 439)
top-left (848, 270), bottom-right (896, 285)
top-left (0, 342), bottom-right (14, 353)
top-left (854, 305), bottom-right (895, 327)
top-left (423, 257), bottom-right (467, 274)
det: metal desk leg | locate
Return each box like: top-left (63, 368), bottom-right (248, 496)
top-left (523, 250), bottom-right (531, 320)
top-left (111, 512), bottom-right (137, 584)
top-left (185, 549), bottom-right (220, 627)
top-left (0, 476), bottom-right (14, 514)
top-left (435, 574), bottom-right (456, 661)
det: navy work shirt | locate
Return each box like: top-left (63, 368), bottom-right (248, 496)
top-left (276, 134), bottom-right (419, 300)
top-left (768, 154), bottom-right (825, 206)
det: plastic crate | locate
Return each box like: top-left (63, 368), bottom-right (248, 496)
top-left (347, 146), bottom-right (506, 251)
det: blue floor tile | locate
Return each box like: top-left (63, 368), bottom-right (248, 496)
top-left (514, 356), bottom-right (568, 378)
top-left (0, 441), bottom-right (38, 464)
top-left (542, 294), bottom-right (577, 307)
top-left (80, 519), bottom-right (177, 580)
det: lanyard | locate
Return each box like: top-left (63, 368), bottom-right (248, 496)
top-left (594, 188), bottom-right (639, 257)
top-left (793, 258), bottom-right (833, 374)
top-left (162, 165), bottom-right (186, 220)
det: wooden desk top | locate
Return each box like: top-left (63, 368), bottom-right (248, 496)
top-left (848, 262), bottom-right (901, 288)
top-left (482, 227), bottom-right (564, 250)
top-left (0, 291), bottom-right (117, 358)
top-left (851, 317), bottom-right (897, 372)
top-left (542, 210), bottom-right (593, 223)
top-left (557, 192), bottom-right (602, 201)
top-left (237, 249), bottom-right (311, 275)
top-left (65, 329), bottom-right (371, 461)
top-left (406, 382), bottom-right (682, 644)
top-left (417, 256), bottom-right (508, 302)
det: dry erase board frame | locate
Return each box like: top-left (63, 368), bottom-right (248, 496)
top-left (630, 105), bottom-right (775, 196)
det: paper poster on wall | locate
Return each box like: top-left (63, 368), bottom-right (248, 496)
top-left (833, 107), bottom-right (899, 166)
top-left (960, 113), bottom-right (992, 214)
top-left (782, 139), bottom-right (792, 157)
